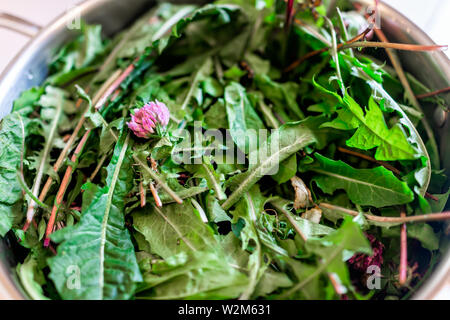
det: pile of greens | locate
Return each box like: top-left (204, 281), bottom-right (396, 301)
top-left (1, 0), bottom-right (449, 300)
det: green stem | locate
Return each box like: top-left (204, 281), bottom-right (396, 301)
top-left (26, 100), bottom-right (63, 222)
top-left (336, 8), bottom-right (354, 57)
top-left (17, 172), bottom-right (51, 212)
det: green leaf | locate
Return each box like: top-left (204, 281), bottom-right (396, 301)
top-left (325, 94), bottom-right (417, 161)
top-left (407, 224), bottom-right (440, 251)
top-left (225, 82), bottom-right (264, 154)
top-left (180, 58), bottom-right (214, 111)
top-left (222, 121), bottom-right (316, 210)
top-left (344, 58), bottom-right (431, 194)
top-left (429, 189), bottom-right (450, 213)
top-left (205, 194), bottom-right (231, 223)
top-left (383, 223), bottom-right (440, 251)
top-left (308, 153), bottom-right (414, 207)
top-left (133, 202), bottom-right (249, 299)
top-left (229, 186), bottom-right (273, 299)
top-left (270, 197), bottom-right (335, 238)
top-left (280, 217), bottom-right (371, 299)
top-left (347, 96), bottom-right (417, 161)
top-left (309, 77), bottom-right (344, 115)
top-left (16, 256), bottom-right (49, 300)
top-left (224, 65), bottom-right (247, 81)
top-left (204, 99), bottom-right (228, 129)
top-left (245, 52), bottom-right (270, 75)
top-left (202, 77), bottom-right (224, 97)
top-left (271, 154), bottom-right (296, 184)
top-left (305, 217), bottom-right (372, 290)
top-left (77, 24), bottom-right (105, 68)
top-left (137, 250), bottom-right (248, 299)
top-left (26, 86), bottom-right (64, 224)
top-left (48, 132), bottom-right (142, 300)
top-left (13, 87), bottom-right (44, 112)
top-left (0, 112), bottom-right (29, 236)
top-left (254, 74), bottom-right (305, 121)
top-left (190, 158), bottom-right (227, 200)
top-left (156, 186), bottom-right (209, 204)
top-left (254, 269), bottom-right (293, 297)
top-left (133, 202), bottom-right (217, 259)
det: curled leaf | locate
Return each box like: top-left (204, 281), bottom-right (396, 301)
top-left (291, 176), bottom-right (313, 210)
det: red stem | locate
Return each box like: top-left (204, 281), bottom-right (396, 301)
top-left (416, 86), bottom-right (450, 99)
top-left (150, 183), bottom-right (162, 207)
top-left (285, 0), bottom-right (294, 31)
top-left (285, 27), bottom-right (370, 72)
top-left (337, 147), bottom-right (401, 175)
top-left (44, 129), bottom-right (91, 247)
top-left (399, 209), bottom-right (408, 285)
top-left (425, 192), bottom-right (439, 202)
top-left (139, 180), bottom-right (146, 208)
top-left (94, 60), bottom-right (137, 110)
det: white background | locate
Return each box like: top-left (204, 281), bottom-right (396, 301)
top-left (0, 0), bottom-right (449, 73)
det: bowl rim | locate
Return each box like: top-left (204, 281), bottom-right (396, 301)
top-left (0, 0), bottom-right (449, 300)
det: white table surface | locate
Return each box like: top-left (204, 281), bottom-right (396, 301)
top-left (0, 0), bottom-right (449, 74)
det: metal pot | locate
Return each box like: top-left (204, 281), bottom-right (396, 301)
top-left (0, 0), bottom-right (448, 300)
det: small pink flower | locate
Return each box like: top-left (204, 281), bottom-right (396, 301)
top-left (127, 100), bottom-right (170, 138)
top-left (348, 233), bottom-right (384, 272)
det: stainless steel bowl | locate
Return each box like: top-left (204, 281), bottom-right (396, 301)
top-left (0, 0), bottom-right (448, 299)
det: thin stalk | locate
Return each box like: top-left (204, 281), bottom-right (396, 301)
top-left (94, 62), bottom-right (137, 110)
top-left (191, 198), bottom-right (208, 223)
top-left (285, 25), bottom-right (370, 72)
top-left (257, 100), bottom-right (280, 129)
top-left (416, 86), bottom-right (450, 99)
top-left (279, 243), bottom-right (345, 298)
top-left (336, 7), bottom-right (354, 57)
top-left (89, 153), bottom-right (109, 181)
top-left (35, 69), bottom-right (123, 218)
top-left (329, 273), bottom-right (346, 296)
top-left (318, 203), bottom-right (450, 224)
top-left (294, 18), bottom-right (331, 46)
top-left (17, 172), bottom-right (51, 212)
top-left (339, 41), bottom-right (447, 52)
top-left (324, 16), bottom-right (345, 95)
top-left (285, 0), bottom-right (294, 31)
top-left (139, 179), bottom-right (146, 208)
top-left (239, 194), bottom-right (262, 300)
top-left (425, 192), bottom-right (439, 201)
top-left (337, 147), bottom-right (401, 175)
top-left (42, 62), bottom-right (136, 243)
